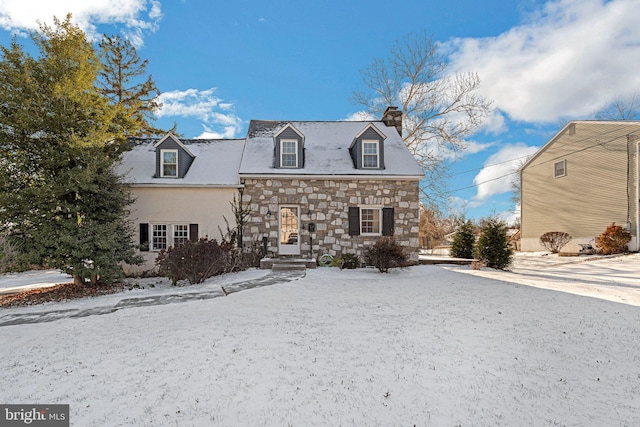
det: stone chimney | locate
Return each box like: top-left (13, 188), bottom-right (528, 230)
top-left (382, 106), bottom-right (402, 136)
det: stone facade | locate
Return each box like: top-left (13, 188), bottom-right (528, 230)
top-left (241, 178), bottom-right (421, 261)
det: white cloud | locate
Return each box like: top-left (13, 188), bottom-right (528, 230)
top-left (472, 143), bottom-right (540, 205)
top-left (343, 110), bottom-right (377, 121)
top-left (448, 0), bottom-right (640, 123)
top-left (158, 88), bottom-right (243, 138)
top-left (0, 0), bottom-right (161, 44)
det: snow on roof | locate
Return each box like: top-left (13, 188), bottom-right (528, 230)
top-left (239, 120), bottom-right (424, 177)
top-left (117, 138), bottom-right (245, 186)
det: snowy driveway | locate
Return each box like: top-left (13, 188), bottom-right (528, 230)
top-left (447, 253), bottom-right (640, 306)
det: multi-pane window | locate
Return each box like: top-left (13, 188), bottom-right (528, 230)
top-left (554, 160), bottom-right (566, 178)
top-left (161, 149), bottom-right (178, 177)
top-left (362, 140), bottom-right (379, 168)
top-left (360, 208), bottom-right (381, 235)
top-left (173, 224), bottom-right (189, 247)
top-left (152, 224), bottom-right (168, 250)
top-left (281, 140), bottom-right (298, 168)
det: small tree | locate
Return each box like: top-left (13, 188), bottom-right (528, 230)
top-left (364, 237), bottom-right (408, 273)
top-left (595, 223), bottom-right (631, 255)
top-left (475, 217), bottom-right (514, 270)
top-left (450, 219), bottom-right (475, 259)
top-left (539, 231), bottom-right (572, 254)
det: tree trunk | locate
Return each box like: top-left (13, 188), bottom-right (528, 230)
top-left (73, 274), bottom-right (85, 287)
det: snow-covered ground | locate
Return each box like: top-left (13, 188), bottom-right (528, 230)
top-left (1, 255), bottom-right (640, 426)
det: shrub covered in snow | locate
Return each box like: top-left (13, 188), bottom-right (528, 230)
top-left (364, 237), bottom-right (408, 273)
top-left (539, 231), bottom-right (572, 253)
top-left (475, 217), bottom-right (514, 270)
top-left (450, 219), bottom-right (476, 259)
top-left (596, 223), bottom-right (631, 255)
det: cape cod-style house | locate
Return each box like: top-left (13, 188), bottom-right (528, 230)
top-left (119, 107), bottom-right (424, 272)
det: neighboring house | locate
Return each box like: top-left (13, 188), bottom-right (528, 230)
top-left (520, 121), bottom-right (640, 252)
top-left (119, 107), bottom-right (424, 272)
top-left (118, 134), bottom-right (245, 273)
top-left (238, 108), bottom-right (424, 262)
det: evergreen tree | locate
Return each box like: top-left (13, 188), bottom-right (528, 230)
top-left (0, 15), bottom-right (142, 285)
top-left (474, 217), bottom-right (514, 270)
top-left (98, 34), bottom-right (165, 137)
top-left (450, 219), bottom-right (475, 259)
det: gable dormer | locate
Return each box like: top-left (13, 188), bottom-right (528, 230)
top-left (273, 123), bottom-right (304, 169)
top-left (349, 124), bottom-right (386, 170)
top-left (154, 134), bottom-right (196, 178)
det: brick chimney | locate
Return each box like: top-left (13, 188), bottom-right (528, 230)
top-left (382, 106), bottom-right (402, 136)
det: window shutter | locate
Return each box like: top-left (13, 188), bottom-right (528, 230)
top-left (139, 223), bottom-right (149, 251)
top-left (382, 208), bottom-right (394, 236)
top-left (348, 207), bottom-right (360, 236)
top-left (189, 224), bottom-right (199, 242)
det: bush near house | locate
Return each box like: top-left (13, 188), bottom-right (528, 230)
top-left (155, 238), bottom-right (238, 285)
top-left (474, 217), bottom-right (514, 270)
top-left (450, 220), bottom-right (476, 259)
top-left (539, 231), bottom-right (572, 254)
top-left (364, 237), bottom-right (408, 273)
top-left (596, 223), bottom-right (631, 255)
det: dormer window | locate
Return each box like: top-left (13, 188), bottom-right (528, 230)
top-left (273, 123), bottom-right (304, 169)
top-left (161, 149), bottom-right (178, 177)
top-left (362, 140), bottom-right (379, 168)
top-left (280, 140), bottom-right (298, 168)
top-left (350, 124), bottom-right (386, 170)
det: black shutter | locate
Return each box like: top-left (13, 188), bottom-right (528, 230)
top-left (139, 223), bottom-right (149, 251)
top-left (189, 224), bottom-right (199, 242)
top-left (382, 208), bottom-right (394, 236)
top-left (348, 207), bottom-right (360, 236)
top-left (274, 138), bottom-right (281, 168)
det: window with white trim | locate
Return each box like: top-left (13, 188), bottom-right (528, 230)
top-left (554, 159), bottom-right (566, 178)
top-left (362, 140), bottom-right (379, 168)
top-left (280, 140), bottom-right (298, 168)
top-left (173, 224), bottom-right (189, 247)
top-left (360, 207), bottom-right (381, 235)
top-left (152, 224), bottom-right (168, 250)
top-left (161, 149), bottom-right (178, 177)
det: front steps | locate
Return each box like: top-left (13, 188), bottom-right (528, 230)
top-left (260, 258), bottom-right (317, 270)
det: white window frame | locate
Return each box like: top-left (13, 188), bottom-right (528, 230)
top-left (161, 149), bottom-right (179, 177)
top-left (151, 224), bottom-right (190, 251)
top-left (152, 224), bottom-right (168, 251)
top-left (360, 206), bottom-right (382, 236)
top-left (554, 159), bottom-right (566, 178)
top-left (362, 140), bottom-right (380, 169)
top-left (280, 139), bottom-right (298, 168)
top-left (173, 224), bottom-right (189, 247)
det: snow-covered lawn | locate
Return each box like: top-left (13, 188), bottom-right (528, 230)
top-left (1, 258), bottom-right (640, 426)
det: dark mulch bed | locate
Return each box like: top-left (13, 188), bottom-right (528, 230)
top-left (0, 282), bottom-right (127, 308)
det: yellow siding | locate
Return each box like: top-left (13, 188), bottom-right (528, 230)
top-left (521, 122), bottom-right (639, 252)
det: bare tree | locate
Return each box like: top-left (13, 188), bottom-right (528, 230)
top-left (595, 93), bottom-right (640, 121)
top-left (352, 32), bottom-right (492, 205)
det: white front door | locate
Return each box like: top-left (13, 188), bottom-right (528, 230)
top-left (278, 205), bottom-right (300, 256)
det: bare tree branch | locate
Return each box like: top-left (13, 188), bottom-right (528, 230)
top-left (352, 32), bottom-right (493, 208)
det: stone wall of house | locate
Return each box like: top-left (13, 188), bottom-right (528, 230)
top-left (241, 178), bottom-right (420, 262)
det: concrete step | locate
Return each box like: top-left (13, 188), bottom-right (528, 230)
top-left (271, 263), bottom-right (307, 271)
top-left (260, 258), bottom-right (317, 270)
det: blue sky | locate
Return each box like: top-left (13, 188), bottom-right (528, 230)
top-left (1, 0), bottom-right (639, 221)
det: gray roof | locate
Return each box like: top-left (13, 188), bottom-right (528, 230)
top-left (239, 120), bottom-right (424, 177)
top-left (117, 138), bottom-right (245, 186)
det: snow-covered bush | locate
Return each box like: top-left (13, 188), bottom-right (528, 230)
top-left (474, 217), bottom-right (514, 270)
top-left (364, 237), bottom-right (408, 273)
top-left (595, 223), bottom-right (631, 255)
top-left (539, 231), bottom-right (572, 253)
